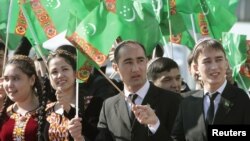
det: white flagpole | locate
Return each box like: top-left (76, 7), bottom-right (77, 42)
top-left (2, 0), bottom-right (14, 76)
top-left (75, 78), bottom-right (79, 118)
top-left (166, 0), bottom-right (174, 59)
top-left (75, 15), bottom-right (79, 118)
top-left (20, 3), bottom-right (47, 64)
top-left (190, 14), bottom-right (198, 43)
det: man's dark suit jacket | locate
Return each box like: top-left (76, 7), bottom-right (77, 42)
top-left (171, 82), bottom-right (250, 141)
top-left (95, 83), bottom-right (182, 141)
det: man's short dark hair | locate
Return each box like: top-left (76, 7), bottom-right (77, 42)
top-left (114, 40), bottom-right (146, 63)
top-left (192, 38), bottom-right (226, 64)
top-left (147, 57), bottom-right (179, 81)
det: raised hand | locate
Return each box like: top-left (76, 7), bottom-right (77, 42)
top-left (68, 117), bottom-right (85, 141)
top-left (132, 104), bottom-right (159, 127)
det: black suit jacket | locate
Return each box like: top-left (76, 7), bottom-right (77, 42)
top-left (95, 83), bottom-right (182, 141)
top-left (171, 82), bottom-right (250, 141)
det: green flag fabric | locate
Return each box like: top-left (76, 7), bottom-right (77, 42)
top-left (115, 0), bottom-right (161, 55)
top-left (0, 32), bottom-right (22, 50)
top-left (0, 0), bottom-right (9, 28)
top-left (6, 0), bottom-right (48, 54)
top-left (167, 30), bottom-right (195, 50)
top-left (76, 50), bottom-right (94, 82)
top-left (200, 0), bottom-right (237, 39)
top-left (66, 2), bottom-right (119, 67)
top-left (21, 0), bottom-right (89, 44)
top-left (218, 0), bottom-right (238, 14)
top-left (183, 12), bottom-right (212, 39)
top-left (9, 0), bottom-right (34, 43)
top-left (1, 0), bottom-right (30, 50)
top-left (175, 0), bottom-right (201, 14)
top-left (222, 32), bottom-right (250, 90)
top-left (179, 0), bottom-right (238, 42)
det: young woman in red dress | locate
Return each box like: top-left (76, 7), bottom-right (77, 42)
top-left (0, 55), bottom-right (42, 141)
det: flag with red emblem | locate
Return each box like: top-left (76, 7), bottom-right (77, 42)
top-left (20, 0), bottom-right (92, 44)
top-left (66, 2), bottom-right (119, 69)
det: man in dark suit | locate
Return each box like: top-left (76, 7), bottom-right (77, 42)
top-left (171, 38), bottom-right (250, 141)
top-left (95, 40), bottom-right (182, 141)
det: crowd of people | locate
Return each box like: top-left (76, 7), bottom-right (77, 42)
top-left (0, 37), bottom-right (250, 141)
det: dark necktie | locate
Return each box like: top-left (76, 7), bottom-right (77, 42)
top-left (129, 94), bottom-right (138, 125)
top-left (206, 92), bottom-right (219, 125)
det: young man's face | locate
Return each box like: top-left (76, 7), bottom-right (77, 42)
top-left (153, 68), bottom-right (182, 93)
top-left (194, 47), bottom-right (228, 91)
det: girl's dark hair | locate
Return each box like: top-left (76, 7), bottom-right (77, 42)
top-left (0, 97), bottom-right (13, 127)
top-left (37, 75), bottom-right (49, 141)
top-left (0, 55), bottom-right (43, 133)
top-left (47, 45), bottom-right (76, 71)
top-left (44, 45), bottom-right (85, 140)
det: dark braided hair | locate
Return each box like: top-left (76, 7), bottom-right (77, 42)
top-left (46, 45), bottom-right (85, 140)
top-left (37, 75), bottom-right (50, 141)
top-left (0, 97), bottom-right (13, 127)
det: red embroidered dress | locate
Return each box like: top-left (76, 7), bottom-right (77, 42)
top-left (0, 104), bottom-right (38, 141)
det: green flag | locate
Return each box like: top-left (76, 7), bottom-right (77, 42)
top-left (21, 0), bottom-right (90, 44)
top-left (166, 30), bottom-right (195, 50)
top-left (176, 0), bottom-right (201, 14)
top-left (8, 0), bottom-right (34, 43)
top-left (183, 12), bottom-right (212, 38)
top-left (66, 2), bottom-right (119, 67)
top-left (0, 0), bottom-right (28, 50)
top-left (222, 32), bottom-right (250, 90)
top-left (200, 0), bottom-right (237, 39)
top-left (6, 0), bottom-right (47, 54)
top-left (0, 32), bottom-right (22, 50)
top-left (159, 0), bottom-right (187, 37)
top-left (140, 0), bottom-right (187, 36)
top-left (115, 0), bottom-right (161, 55)
top-left (181, 0), bottom-right (238, 40)
top-left (76, 50), bottom-right (94, 82)
top-left (82, 0), bottom-right (100, 11)
top-left (63, 13), bottom-right (94, 82)
top-left (218, 0), bottom-right (238, 14)
top-left (0, 0), bottom-right (9, 27)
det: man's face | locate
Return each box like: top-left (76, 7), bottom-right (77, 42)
top-left (113, 44), bottom-right (148, 92)
top-left (194, 47), bottom-right (228, 91)
top-left (153, 68), bottom-right (182, 93)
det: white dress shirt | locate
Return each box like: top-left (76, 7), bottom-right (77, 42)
top-left (203, 80), bottom-right (227, 119)
top-left (124, 81), bottom-right (160, 134)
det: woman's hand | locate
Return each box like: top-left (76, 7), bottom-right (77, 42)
top-left (56, 88), bottom-right (71, 112)
top-left (68, 117), bottom-right (85, 141)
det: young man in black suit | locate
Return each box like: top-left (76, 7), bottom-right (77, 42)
top-left (171, 38), bottom-right (250, 141)
top-left (95, 40), bottom-right (182, 141)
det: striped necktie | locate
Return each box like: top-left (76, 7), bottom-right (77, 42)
top-left (129, 94), bottom-right (138, 125)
